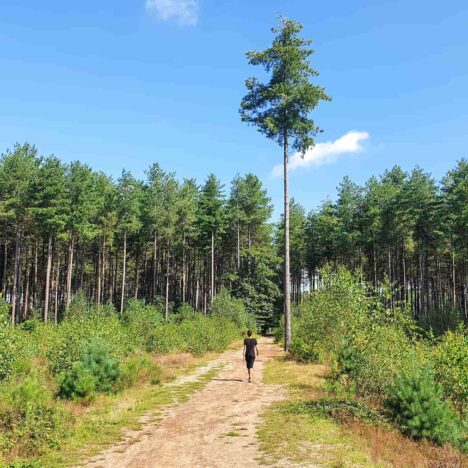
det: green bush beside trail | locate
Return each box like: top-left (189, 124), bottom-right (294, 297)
top-left (287, 267), bottom-right (467, 450)
top-left (0, 292), bottom-right (250, 463)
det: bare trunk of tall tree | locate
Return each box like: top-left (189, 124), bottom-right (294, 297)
top-left (2, 243), bottom-right (7, 297)
top-left (134, 248), bottom-right (140, 299)
top-left (153, 234), bottom-right (157, 302)
top-left (237, 220), bottom-right (240, 269)
top-left (97, 237), bottom-right (102, 305)
top-left (11, 229), bottom-right (21, 324)
top-left (54, 253), bottom-right (60, 325)
top-left (120, 231), bottom-right (127, 314)
top-left (283, 130), bottom-right (292, 351)
top-left (23, 250), bottom-right (31, 320)
top-left (32, 240), bottom-right (38, 308)
top-left (211, 231), bottom-right (215, 302)
top-left (66, 233), bottom-right (74, 307)
top-left (182, 233), bottom-right (186, 303)
top-left (44, 233), bottom-right (53, 323)
top-left (165, 246), bottom-right (170, 320)
top-left (452, 247), bottom-right (456, 307)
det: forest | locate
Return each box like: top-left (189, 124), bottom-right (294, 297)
top-left (0, 142), bottom-right (466, 333)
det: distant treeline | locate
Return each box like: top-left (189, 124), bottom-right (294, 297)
top-left (0, 143), bottom-right (466, 331)
top-left (284, 160), bottom-right (467, 331)
top-left (0, 143), bottom-right (279, 329)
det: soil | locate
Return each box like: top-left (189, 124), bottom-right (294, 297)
top-left (83, 337), bottom-right (285, 468)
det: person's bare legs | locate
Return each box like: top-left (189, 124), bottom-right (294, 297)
top-left (247, 367), bottom-right (251, 382)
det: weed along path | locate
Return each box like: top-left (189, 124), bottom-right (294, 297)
top-left (83, 337), bottom-right (284, 468)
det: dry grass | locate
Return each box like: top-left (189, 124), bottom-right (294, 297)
top-left (349, 422), bottom-right (467, 468)
top-left (153, 352), bottom-right (215, 382)
top-left (259, 356), bottom-right (468, 468)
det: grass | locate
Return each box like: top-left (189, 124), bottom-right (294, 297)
top-left (4, 354), bottom-right (223, 468)
top-left (258, 356), bottom-right (467, 467)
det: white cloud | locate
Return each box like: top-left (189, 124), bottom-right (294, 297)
top-left (271, 130), bottom-right (370, 177)
top-left (146, 0), bottom-right (198, 26)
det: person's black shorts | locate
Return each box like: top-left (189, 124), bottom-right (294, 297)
top-left (246, 356), bottom-right (255, 369)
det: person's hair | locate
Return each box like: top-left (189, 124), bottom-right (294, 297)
top-left (247, 329), bottom-right (253, 337)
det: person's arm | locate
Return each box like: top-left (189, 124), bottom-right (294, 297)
top-left (256, 345), bottom-right (259, 357)
top-left (243, 344), bottom-right (246, 361)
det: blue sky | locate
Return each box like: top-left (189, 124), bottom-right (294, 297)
top-left (1, 0), bottom-right (467, 218)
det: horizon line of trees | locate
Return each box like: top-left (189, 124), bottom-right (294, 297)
top-left (1, 143), bottom-right (466, 332)
top-left (0, 143), bottom-right (280, 329)
top-left (282, 159), bottom-right (467, 330)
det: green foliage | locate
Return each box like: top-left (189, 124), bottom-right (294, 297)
top-left (58, 341), bottom-right (122, 401)
top-left (122, 299), bottom-right (163, 346)
top-left (291, 398), bottom-right (392, 428)
top-left (385, 366), bottom-right (463, 447)
top-left (0, 304), bottom-right (15, 381)
top-left (289, 338), bottom-right (320, 363)
top-left (432, 327), bottom-right (468, 409)
top-left (58, 362), bottom-right (97, 402)
top-left (240, 16), bottom-right (331, 153)
top-left (121, 354), bottom-right (162, 387)
top-left (210, 287), bottom-right (253, 329)
top-left (0, 375), bottom-right (71, 457)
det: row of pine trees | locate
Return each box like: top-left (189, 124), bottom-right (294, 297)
top-left (285, 161), bottom-right (467, 329)
top-left (0, 143), bottom-right (279, 328)
top-left (1, 143), bottom-right (466, 331)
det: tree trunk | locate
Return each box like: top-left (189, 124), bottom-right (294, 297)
top-left (452, 247), bottom-right (456, 307)
top-left (11, 229), bottom-right (21, 324)
top-left (2, 243), bottom-right (7, 297)
top-left (97, 237), bottom-right (102, 305)
top-left (134, 247), bottom-right (140, 299)
top-left (44, 233), bottom-right (53, 323)
top-left (283, 130), bottom-right (292, 351)
top-left (65, 233), bottom-right (74, 307)
top-left (182, 233), bottom-right (186, 304)
top-left (153, 234), bottom-right (157, 302)
top-left (211, 231), bottom-right (215, 302)
top-left (165, 247), bottom-right (170, 320)
top-left (120, 231), bottom-right (127, 314)
top-left (237, 219), bottom-right (240, 269)
top-left (23, 250), bottom-right (31, 320)
top-left (54, 253), bottom-right (60, 325)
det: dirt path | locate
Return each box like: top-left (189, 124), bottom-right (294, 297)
top-left (84, 337), bottom-right (284, 468)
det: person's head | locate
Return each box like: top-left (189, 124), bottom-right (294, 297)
top-left (247, 329), bottom-right (253, 337)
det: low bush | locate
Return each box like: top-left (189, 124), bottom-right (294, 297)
top-left (432, 327), bottom-right (467, 410)
top-left (211, 287), bottom-right (255, 329)
top-left (58, 362), bottom-right (97, 402)
top-left (289, 338), bottom-right (320, 363)
top-left (58, 341), bottom-right (122, 401)
top-left (291, 398), bottom-right (392, 428)
top-left (0, 375), bottom-right (71, 457)
top-left (384, 365), bottom-right (463, 447)
top-left (121, 354), bottom-right (162, 387)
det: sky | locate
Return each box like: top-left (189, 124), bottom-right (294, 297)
top-left (1, 0), bottom-right (467, 219)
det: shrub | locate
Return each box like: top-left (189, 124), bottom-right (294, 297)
top-left (211, 287), bottom-right (254, 329)
top-left (432, 327), bottom-right (467, 410)
top-left (0, 375), bottom-right (71, 457)
top-left (121, 354), bottom-right (162, 387)
top-left (58, 362), bottom-right (97, 402)
top-left (58, 341), bottom-right (122, 401)
top-left (385, 365), bottom-right (462, 446)
top-left (0, 322), bottom-right (15, 381)
top-left (289, 338), bottom-right (320, 363)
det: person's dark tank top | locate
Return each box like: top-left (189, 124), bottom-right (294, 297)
top-left (244, 338), bottom-right (257, 357)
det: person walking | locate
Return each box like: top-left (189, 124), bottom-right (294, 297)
top-left (243, 330), bottom-right (258, 383)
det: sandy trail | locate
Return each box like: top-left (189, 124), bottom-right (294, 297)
top-left (84, 337), bottom-right (284, 468)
